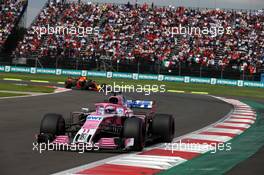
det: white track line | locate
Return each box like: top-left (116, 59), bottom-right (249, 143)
top-left (205, 128), bottom-right (243, 135)
top-left (107, 155), bottom-right (186, 170)
top-left (0, 87), bottom-right (71, 100)
top-left (217, 122), bottom-right (251, 128)
top-left (225, 118), bottom-right (255, 124)
top-left (183, 134), bottom-right (232, 142)
top-left (230, 115), bottom-right (256, 119)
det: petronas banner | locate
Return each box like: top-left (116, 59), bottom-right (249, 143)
top-left (1, 65), bottom-right (264, 88)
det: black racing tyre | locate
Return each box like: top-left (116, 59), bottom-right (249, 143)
top-left (37, 133), bottom-right (54, 143)
top-left (40, 113), bottom-right (65, 136)
top-left (80, 81), bottom-right (88, 90)
top-left (123, 117), bottom-right (145, 151)
top-left (83, 81), bottom-right (94, 90)
top-left (82, 82), bottom-right (88, 90)
top-left (65, 81), bottom-right (72, 89)
top-left (152, 114), bottom-right (175, 142)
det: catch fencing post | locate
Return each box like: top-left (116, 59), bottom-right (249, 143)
top-left (179, 61), bottom-right (181, 76)
top-left (137, 60), bottom-right (140, 74)
top-left (199, 64), bottom-right (202, 77)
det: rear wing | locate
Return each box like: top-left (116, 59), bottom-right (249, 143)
top-left (126, 100), bottom-right (156, 109)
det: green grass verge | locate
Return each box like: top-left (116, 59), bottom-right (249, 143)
top-left (0, 73), bottom-right (67, 82)
top-left (0, 72), bottom-right (262, 98)
top-left (0, 92), bottom-right (28, 97)
top-left (0, 82), bottom-right (55, 93)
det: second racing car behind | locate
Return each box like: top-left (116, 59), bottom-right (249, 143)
top-left (65, 76), bottom-right (107, 91)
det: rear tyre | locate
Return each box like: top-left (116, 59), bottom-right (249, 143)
top-left (80, 81), bottom-right (88, 90)
top-left (83, 80), bottom-right (95, 90)
top-left (40, 113), bottom-right (65, 136)
top-left (123, 117), bottom-right (145, 151)
top-left (152, 114), bottom-right (175, 142)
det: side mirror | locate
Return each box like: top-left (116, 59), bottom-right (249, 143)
top-left (81, 108), bottom-right (89, 113)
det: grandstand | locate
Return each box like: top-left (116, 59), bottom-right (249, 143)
top-left (10, 1), bottom-right (264, 80)
top-left (0, 0), bottom-right (28, 60)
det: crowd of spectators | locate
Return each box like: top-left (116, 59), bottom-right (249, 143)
top-left (176, 7), bottom-right (264, 74)
top-left (14, 1), bottom-right (264, 73)
top-left (0, 0), bottom-right (27, 51)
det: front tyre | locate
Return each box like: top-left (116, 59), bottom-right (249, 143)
top-left (39, 113), bottom-right (65, 142)
top-left (152, 114), bottom-right (175, 142)
top-left (123, 117), bottom-right (145, 151)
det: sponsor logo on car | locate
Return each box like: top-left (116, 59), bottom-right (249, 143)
top-left (86, 116), bottom-right (102, 120)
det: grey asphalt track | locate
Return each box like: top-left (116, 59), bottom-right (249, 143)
top-left (0, 89), bottom-right (232, 175)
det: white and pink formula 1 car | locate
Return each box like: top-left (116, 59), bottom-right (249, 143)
top-left (36, 94), bottom-right (175, 151)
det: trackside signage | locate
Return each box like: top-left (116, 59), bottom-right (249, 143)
top-left (164, 76), bottom-right (184, 82)
top-left (1, 65), bottom-right (264, 88)
top-left (113, 72), bottom-right (133, 79)
top-left (36, 68), bottom-right (56, 74)
top-left (10, 66), bottom-right (31, 73)
top-left (190, 77), bottom-right (211, 84)
top-left (87, 71), bottom-right (106, 77)
top-left (244, 81), bottom-right (264, 88)
top-left (0, 65), bottom-right (4, 72)
top-left (139, 74), bottom-right (159, 80)
top-left (216, 79), bottom-right (237, 86)
top-left (61, 69), bottom-right (82, 76)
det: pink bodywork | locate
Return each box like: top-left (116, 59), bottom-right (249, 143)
top-left (83, 118), bottom-right (101, 130)
top-left (51, 136), bottom-right (133, 149)
top-left (52, 135), bottom-right (70, 144)
top-left (51, 135), bottom-right (118, 149)
top-left (51, 101), bottom-right (135, 149)
top-left (97, 138), bottom-right (118, 149)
